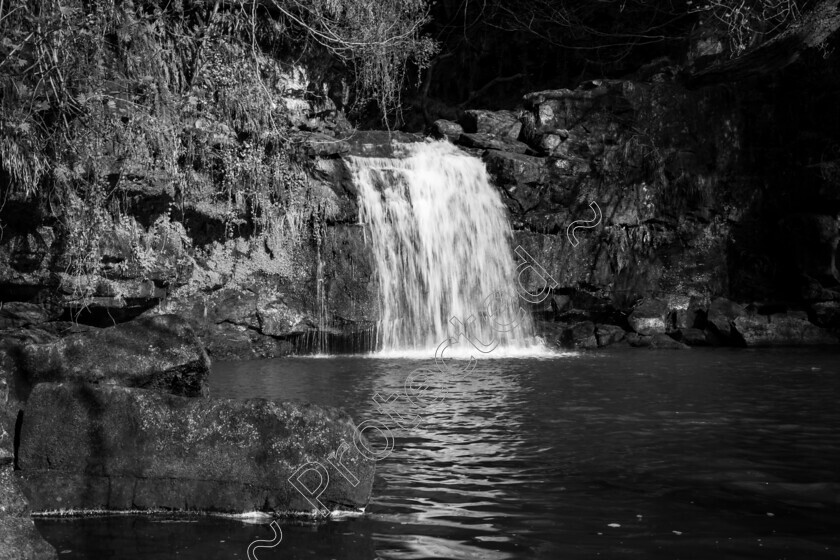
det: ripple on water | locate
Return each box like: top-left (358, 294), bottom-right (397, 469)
top-left (34, 348), bottom-right (840, 559)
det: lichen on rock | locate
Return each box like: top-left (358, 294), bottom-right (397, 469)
top-left (17, 382), bottom-right (374, 515)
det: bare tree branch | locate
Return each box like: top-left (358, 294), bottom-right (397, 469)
top-left (457, 72), bottom-right (525, 108)
top-left (687, 0), bottom-right (840, 86)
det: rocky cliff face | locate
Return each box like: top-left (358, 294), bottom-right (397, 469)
top-left (445, 81), bottom-right (736, 313)
top-left (432, 73), bottom-right (839, 346)
top-left (2, 66), bottom-right (838, 355)
top-left (0, 59), bottom-right (375, 359)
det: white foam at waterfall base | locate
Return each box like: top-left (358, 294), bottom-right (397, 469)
top-left (349, 140), bottom-right (551, 356)
top-left (369, 343), bottom-right (567, 360)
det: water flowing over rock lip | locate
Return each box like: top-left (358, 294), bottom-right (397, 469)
top-left (340, 131), bottom-right (426, 157)
top-left (347, 140), bottom-right (541, 353)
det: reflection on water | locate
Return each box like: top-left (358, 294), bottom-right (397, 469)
top-left (36, 347), bottom-right (840, 559)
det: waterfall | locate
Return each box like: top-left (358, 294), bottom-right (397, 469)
top-left (348, 140), bottom-right (539, 355)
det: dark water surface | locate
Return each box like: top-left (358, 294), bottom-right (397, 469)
top-left (36, 347), bottom-right (840, 559)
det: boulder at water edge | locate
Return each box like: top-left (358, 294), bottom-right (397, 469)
top-left (595, 324), bottom-right (626, 347)
top-left (562, 321), bottom-right (598, 349)
top-left (18, 314), bottom-right (210, 397)
top-left (0, 466), bottom-right (57, 560)
top-left (627, 333), bottom-right (690, 349)
top-left (628, 298), bottom-right (670, 336)
top-left (17, 383), bottom-right (374, 514)
top-left (732, 312), bottom-right (837, 346)
top-left (0, 364), bottom-right (16, 461)
top-left (706, 297), bottom-right (747, 342)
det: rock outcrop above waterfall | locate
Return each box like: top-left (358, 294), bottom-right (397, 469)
top-left (17, 382), bottom-right (375, 514)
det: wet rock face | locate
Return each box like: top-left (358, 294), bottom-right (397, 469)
top-left (676, 327), bottom-right (712, 346)
top-left (778, 213), bottom-right (840, 288)
top-left (627, 333), bottom-right (689, 349)
top-left (461, 109), bottom-right (522, 139)
top-left (292, 131), bottom-right (351, 158)
top-left (562, 321), bottom-right (598, 349)
top-left (437, 79), bottom-right (738, 313)
top-left (0, 351), bottom-right (23, 457)
top-left (458, 132), bottom-right (530, 154)
top-left (429, 76), bottom-right (838, 333)
top-left (706, 298), bottom-right (747, 342)
top-left (431, 119), bottom-right (464, 142)
top-left (0, 421), bottom-right (12, 466)
top-left (0, 467), bottom-right (57, 560)
top-left (17, 383), bottom-right (375, 515)
top-left (812, 301), bottom-right (840, 336)
top-left (341, 130), bottom-right (425, 157)
top-left (18, 315), bottom-right (210, 398)
top-left (595, 324), bottom-right (626, 347)
top-left (154, 220), bottom-right (379, 359)
top-left (628, 298), bottom-right (670, 336)
top-left (0, 303), bottom-right (55, 330)
top-left (732, 312), bottom-right (838, 346)
top-left (483, 150), bottom-right (547, 185)
top-left (542, 292), bottom-right (837, 348)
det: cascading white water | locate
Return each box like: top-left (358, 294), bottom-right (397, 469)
top-left (349, 140), bottom-right (538, 354)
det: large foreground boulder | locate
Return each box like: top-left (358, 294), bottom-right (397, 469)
top-left (0, 467), bottom-right (57, 560)
top-left (17, 383), bottom-right (374, 514)
top-left (18, 315), bottom-right (210, 397)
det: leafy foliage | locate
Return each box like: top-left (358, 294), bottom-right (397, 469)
top-left (268, 0), bottom-right (438, 120)
top-left (0, 0), bottom-right (434, 296)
